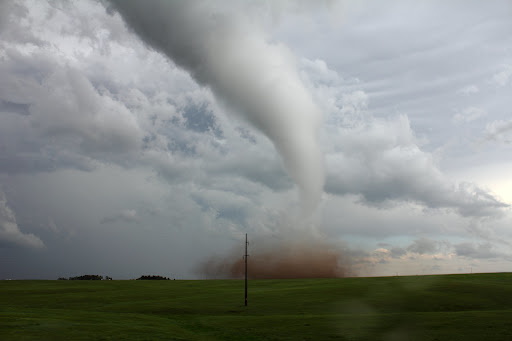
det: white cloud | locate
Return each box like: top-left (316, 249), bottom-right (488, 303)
top-left (484, 119), bottom-right (512, 143)
top-left (325, 115), bottom-right (508, 217)
top-left (456, 84), bottom-right (479, 96)
top-left (491, 64), bottom-right (512, 87)
top-left (300, 58), bottom-right (340, 85)
top-left (452, 107), bottom-right (486, 124)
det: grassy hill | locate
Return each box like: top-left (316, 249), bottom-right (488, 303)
top-left (1, 273), bottom-right (512, 340)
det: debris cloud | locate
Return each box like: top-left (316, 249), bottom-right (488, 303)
top-left (199, 237), bottom-right (352, 279)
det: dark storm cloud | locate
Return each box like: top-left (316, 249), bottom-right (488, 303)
top-left (0, 190), bottom-right (44, 249)
top-left (191, 193), bottom-right (250, 226)
top-left (206, 153), bottom-right (294, 192)
top-left (2, 0), bottom-right (512, 280)
top-left (0, 100), bottom-right (30, 116)
top-left (390, 247), bottom-right (407, 258)
top-left (407, 238), bottom-right (438, 255)
top-left (100, 209), bottom-right (138, 224)
top-left (454, 242), bottom-right (501, 260)
top-left (0, 0), bottom-right (44, 46)
top-left (0, 48), bottom-right (143, 173)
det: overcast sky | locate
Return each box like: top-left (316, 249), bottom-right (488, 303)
top-left (1, 0), bottom-right (512, 279)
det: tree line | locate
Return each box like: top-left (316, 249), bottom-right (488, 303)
top-left (58, 275), bottom-right (171, 280)
top-left (58, 275), bottom-right (111, 280)
top-left (136, 275), bottom-right (171, 280)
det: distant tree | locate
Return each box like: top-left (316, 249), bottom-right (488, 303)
top-left (104, 276), bottom-right (113, 280)
top-left (68, 274), bottom-right (103, 280)
top-left (57, 277), bottom-right (68, 280)
top-left (136, 275), bottom-right (170, 280)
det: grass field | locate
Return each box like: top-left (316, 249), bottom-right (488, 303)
top-left (1, 273), bottom-right (512, 340)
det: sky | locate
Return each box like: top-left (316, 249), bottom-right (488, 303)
top-left (1, 0), bottom-right (512, 279)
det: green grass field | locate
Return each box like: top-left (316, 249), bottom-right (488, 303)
top-left (1, 273), bottom-right (512, 340)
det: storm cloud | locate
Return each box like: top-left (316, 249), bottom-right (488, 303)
top-left (0, 190), bottom-right (44, 249)
top-left (1, 0), bottom-right (512, 279)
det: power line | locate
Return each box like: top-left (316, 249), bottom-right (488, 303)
top-left (244, 233), bottom-right (248, 307)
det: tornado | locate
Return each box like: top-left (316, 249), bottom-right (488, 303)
top-left (109, 0), bottom-right (325, 215)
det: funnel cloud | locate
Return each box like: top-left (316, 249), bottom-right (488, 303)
top-left (109, 0), bottom-right (325, 214)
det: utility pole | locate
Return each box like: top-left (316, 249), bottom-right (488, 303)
top-left (244, 233), bottom-right (248, 307)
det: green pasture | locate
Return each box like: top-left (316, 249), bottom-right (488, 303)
top-left (1, 273), bottom-right (512, 340)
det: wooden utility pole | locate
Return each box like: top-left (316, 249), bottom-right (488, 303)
top-left (244, 233), bottom-right (248, 307)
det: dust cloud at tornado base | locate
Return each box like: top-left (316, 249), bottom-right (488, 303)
top-left (198, 237), bottom-right (353, 279)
